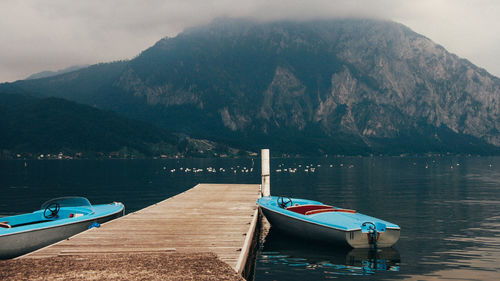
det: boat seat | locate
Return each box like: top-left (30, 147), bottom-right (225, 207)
top-left (286, 204), bottom-right (334, 215)
top-left (305, 208), bottom-right (357, 215)
top-left (0, 221), bottom-right (11, 228)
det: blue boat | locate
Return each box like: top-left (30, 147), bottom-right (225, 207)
top-left (0, 197), bottom-right (124, 259)
top-left (257, 196), bottom-right (400, 248)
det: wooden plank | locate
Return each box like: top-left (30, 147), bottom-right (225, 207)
top-left (22, 183), bottom-right (260, 273)
top-left (235, 208), bottom-right (259, 274)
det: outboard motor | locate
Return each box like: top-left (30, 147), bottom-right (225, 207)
top-left (362, 222), bottom-right (387, 249)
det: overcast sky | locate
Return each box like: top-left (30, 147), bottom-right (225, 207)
top-left (1, 0), bottom-right (499, 82)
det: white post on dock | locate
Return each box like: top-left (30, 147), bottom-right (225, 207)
top-left (261, 149), bottom-right (270, 197)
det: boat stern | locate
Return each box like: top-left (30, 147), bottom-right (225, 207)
top-left (346, 227), bottom-right (400, 248)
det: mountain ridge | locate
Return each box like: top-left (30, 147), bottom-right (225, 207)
top-left (25, 65), bottom-right (90, 80)
top-left (0, 93), bottom-right (250, 158)
top-left (1, 18), bottom-right (499, 155)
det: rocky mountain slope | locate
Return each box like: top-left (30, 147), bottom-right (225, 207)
top-left (2, 18), bottom-right (499, 155)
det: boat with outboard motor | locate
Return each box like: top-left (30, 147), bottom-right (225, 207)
top-left (261, 226), bottom-right (401, 273)
top-left (0, 197), bottom-right (124, 259)
top-left (257, 196), bottom-right (400, 248)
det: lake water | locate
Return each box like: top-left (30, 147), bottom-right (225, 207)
top-left (1, 157), bottom-right (499, 280)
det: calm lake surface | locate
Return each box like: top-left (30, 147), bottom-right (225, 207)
top-left (1, 157), bottom-right (499, 280)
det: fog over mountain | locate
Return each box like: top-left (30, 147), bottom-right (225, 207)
top-left (1, 1), bottom-right (500, 82)
top-left (1, 18), bottom-right (499, 155)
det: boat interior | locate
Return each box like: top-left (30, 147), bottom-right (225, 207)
top-left (286, 204), bottom-right (356, 215)
top-left (0, 208), bottom-right (90, 229)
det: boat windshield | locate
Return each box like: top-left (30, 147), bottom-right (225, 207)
top-left (40, 197), bottom-right (93, 212)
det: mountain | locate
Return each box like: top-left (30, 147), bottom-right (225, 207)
top-left (1, 18), bottom-right (499, 155)
top-left (25, 65), bottom-right (90, 80)
top-left (0, 93), bottom-right (179, 158)
top-left (0, 93), bottom-right (244, 158)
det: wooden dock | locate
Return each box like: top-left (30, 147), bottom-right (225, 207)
top-left (21, 184), bottom-right (260, 276)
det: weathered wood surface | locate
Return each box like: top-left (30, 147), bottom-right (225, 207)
top-left (22, 184), bottom-right (260, 272)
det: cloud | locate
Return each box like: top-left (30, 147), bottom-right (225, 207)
top-left (0, 0), bottom-right (499, 82)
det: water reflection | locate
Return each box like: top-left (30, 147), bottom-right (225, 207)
top-left (400, 215), bottom-right (500, 280)
top-left (257, 227), bottom-right (400, 279)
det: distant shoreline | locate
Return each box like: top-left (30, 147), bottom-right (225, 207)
top-left (2, 152), bottom-right (499, 160)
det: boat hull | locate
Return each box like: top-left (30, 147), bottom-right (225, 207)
top-left (261, 206), bottom-right (347, 245)
top-left (0, 205), bottom-right (123, 259)
top-left (259, 197), bottom-right (400, 248)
